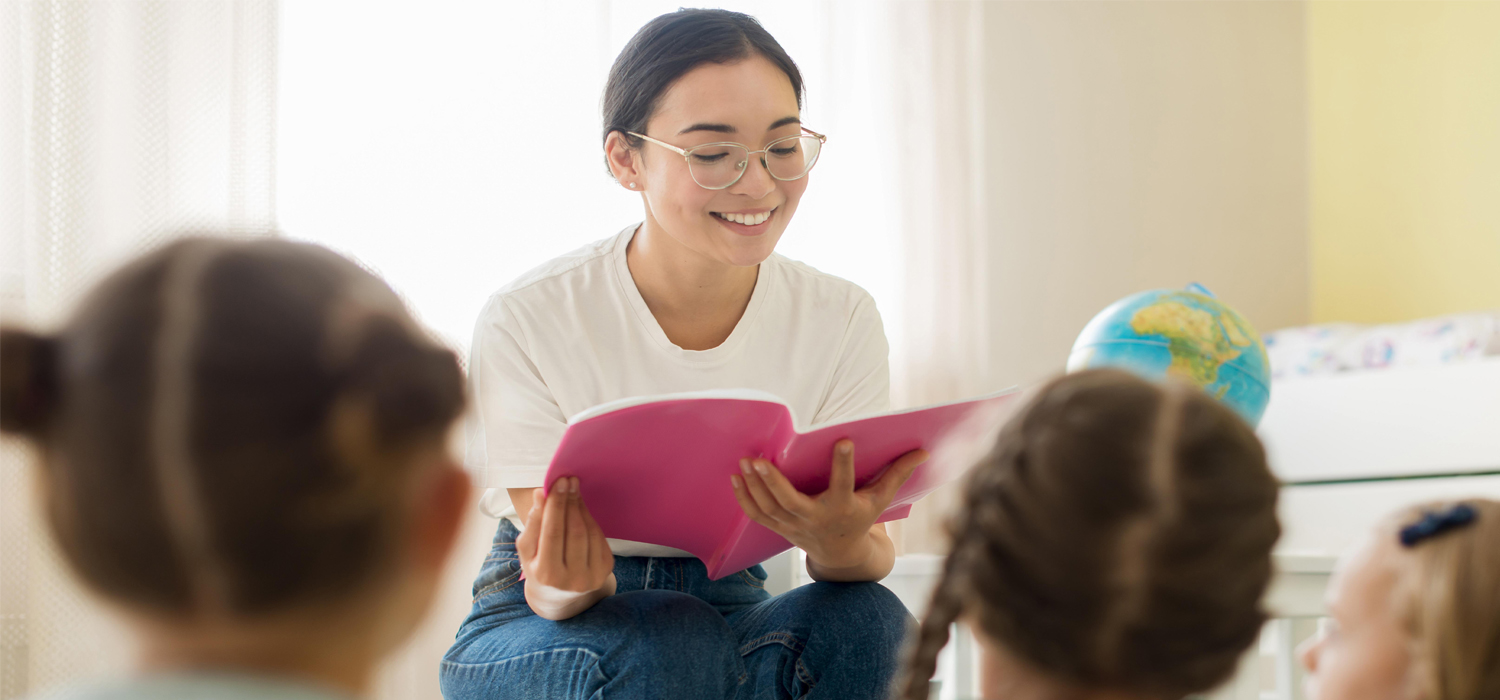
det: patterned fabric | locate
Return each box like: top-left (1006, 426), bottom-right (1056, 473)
top-left (1265, 312), bottom-right (1500, 379)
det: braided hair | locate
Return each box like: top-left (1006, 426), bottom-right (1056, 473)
top-left (895, 369), bottom-right (1281, 699)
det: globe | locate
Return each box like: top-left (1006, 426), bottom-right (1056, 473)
top-left (1066, 284), bottom-right (1272, 426)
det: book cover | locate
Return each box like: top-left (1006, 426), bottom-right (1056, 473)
top-left (543, 388), bottom-right (1020, 579)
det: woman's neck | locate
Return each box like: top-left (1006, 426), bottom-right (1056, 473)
top-left (627, 217), bottom-right (760, 351)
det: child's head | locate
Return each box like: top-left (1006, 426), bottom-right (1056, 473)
top-left (1300, 499), bottom-right (1500, 700)
top-left (897, 369), bottom-right (1281, 700)
top-left (0, 238), bottom-right (470, 674)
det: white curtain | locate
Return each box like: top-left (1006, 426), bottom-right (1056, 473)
top-left (0, 0), bottom-right (989, 697)
top-left (884, 0), bottom-right (995, 556)
top-left (0, 1), bottom-right (277, 696)
top-left (282, 2), bottom-right (995, 696)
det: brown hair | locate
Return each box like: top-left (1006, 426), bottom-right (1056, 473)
top-left (896, 369), bottom-right (1281, 699)
top-left (1388, 499), bottom-right (1500, 700)
top-left (0, 237), bottom-right (465, 619)
top-left (602, 8), bottom-right (803, 154)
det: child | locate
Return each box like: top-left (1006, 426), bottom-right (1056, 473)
top-left (896, 369), bottom-right (1283, 700)
top-left (0, 238), bottom-right (472, 699)
top-left (1299, 499), bottom-right (1500, 700)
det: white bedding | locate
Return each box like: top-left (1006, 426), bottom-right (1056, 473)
top-left (1265, 311), bottom-right (1500, 380)
top-left (1258, 356), bottom-right (1500, 483)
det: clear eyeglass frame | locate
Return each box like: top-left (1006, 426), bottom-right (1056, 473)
top-left (625, 127), bottom-right (827, 191)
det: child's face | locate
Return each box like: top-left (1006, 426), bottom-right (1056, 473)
top-left (1298, 534), bottom-right (1421, 700)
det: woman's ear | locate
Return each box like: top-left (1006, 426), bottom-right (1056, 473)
top-left (604, 131), bottom-right (642, 190)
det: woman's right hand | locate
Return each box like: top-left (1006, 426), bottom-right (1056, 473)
top-left (515, 476), bottom-right (616, 620)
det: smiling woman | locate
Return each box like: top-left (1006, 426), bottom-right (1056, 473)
top-left (440, 9), bottom-right (918, 700)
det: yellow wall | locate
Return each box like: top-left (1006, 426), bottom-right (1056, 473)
top-left (1309, 1), bottom-right (1500, 323)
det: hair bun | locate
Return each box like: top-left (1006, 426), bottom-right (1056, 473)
top-left (1, 328), bottom-right (61, 436)
top-left (342, 316), bottom-right (465, 442)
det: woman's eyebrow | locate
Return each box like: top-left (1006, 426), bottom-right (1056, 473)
top-left (677, 122), bottom-right (736, 135)
top-left (675, 116), bottom-right (801, 136)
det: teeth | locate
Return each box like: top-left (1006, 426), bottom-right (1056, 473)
top-left (717, 210), bottom-right (773, 226)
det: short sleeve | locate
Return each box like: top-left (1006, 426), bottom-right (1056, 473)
top-left (810, 293), bottom-right (891, 424)
top-left (464, 296), bottom-right (567, 490)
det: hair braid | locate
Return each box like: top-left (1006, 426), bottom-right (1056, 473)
top-left (894, 543), bottom-right (970, 700)
top-left (893, 370), bottom-right (1281, 699)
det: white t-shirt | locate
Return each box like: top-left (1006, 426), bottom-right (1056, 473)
top-left (465, 225), bottom-right (890, 557)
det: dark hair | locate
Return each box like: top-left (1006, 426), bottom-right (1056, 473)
top-left (0, 237), bottom-right (465, 619)
top-left (896, 370), bottom-right (1282, 699)
top-left (602, 9), bottom-right (803, 158)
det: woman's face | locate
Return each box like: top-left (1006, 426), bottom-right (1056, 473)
top-left (625, 55), bottom-right (809, 268)
top-left (1298, 534), bottom-right (1421, 700)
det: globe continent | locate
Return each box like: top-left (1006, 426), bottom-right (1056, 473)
top-left (1067, 289), bottom-right (1271, 426)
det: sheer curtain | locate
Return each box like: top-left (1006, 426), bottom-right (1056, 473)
top-left (0, 1), bottom-right (990, 697)
top-left (885, 0), bottom-right (995, 556)
top-left (275, 4), bottom-right (988, 696)
top-left (0, 1), bottom-right (277, 696)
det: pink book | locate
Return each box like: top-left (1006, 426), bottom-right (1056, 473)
top-left (542, 388), bottom-right (1021, 580)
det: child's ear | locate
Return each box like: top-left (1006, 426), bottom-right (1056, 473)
top-left (411, 458), bottom-right (472, 572)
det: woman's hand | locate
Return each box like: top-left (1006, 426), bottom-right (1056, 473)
top-left (730, 441), bottom-right (928, 571)
top-left (515, 476), bottom-right (616, 620)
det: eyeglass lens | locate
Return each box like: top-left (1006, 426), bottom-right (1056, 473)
top-left (686, 136), bottom-right (822, 189)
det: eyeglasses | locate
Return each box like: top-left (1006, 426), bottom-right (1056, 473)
top-left (626, 127), bottom-right (826, 191)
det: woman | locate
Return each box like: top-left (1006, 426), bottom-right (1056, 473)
top-left (442, 9), bottom-right (920, 700)
top-left (0, 238), bottom-right (472, 700)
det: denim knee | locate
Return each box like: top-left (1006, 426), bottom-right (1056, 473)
top-left (597, 590), bottom-right (744, 688)
top-left (798, 581), bottom-right (914, 653)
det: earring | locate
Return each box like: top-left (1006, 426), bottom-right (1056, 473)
top-left (627, 182), bottom-right (637, 189)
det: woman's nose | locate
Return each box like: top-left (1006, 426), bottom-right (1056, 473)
top-left (730, 154), bottom-right (776, 199)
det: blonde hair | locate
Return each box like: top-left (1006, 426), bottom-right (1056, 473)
top-left (1387, 499), bottom-right (1500, 700)
top-left (895, 370), bottom-right (1281, 700)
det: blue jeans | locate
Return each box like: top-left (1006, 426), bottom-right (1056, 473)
top-left (440, 519), bottom-right (913, 699)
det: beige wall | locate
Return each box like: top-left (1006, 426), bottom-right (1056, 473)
top-left (979, 1), bottom-right (1309, 389)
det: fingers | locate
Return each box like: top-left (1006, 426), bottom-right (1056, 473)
top-left (731, 472), bottom-right (782, 533)
top-left (517, 487), bottom-right (545, 561)
top-left (742, 458), bottom-right (814, 523)
top-left (753, 458), bottom-right (816, 517)
top-left (577, 494), bottom-right (613, 573)
top-left (860, 449), bottom-right (929, 508)
top-left (536, 477), bottom-right (570, 570)
top-left (828, 440), bottom-right (856, 495)
top-left (564, 478), bottom-right (588, 570)
top-left (737, 460), bottom-right (786, 522)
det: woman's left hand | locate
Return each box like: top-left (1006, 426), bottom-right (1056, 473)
top-left (731, 440), bottom-right (928, 570)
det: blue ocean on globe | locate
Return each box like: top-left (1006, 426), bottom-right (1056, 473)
top-left (1066, 284), bottom-right (1272, 426)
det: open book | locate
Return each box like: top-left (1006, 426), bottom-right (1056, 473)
top-left (543, 388), bottom-right (1021, 579)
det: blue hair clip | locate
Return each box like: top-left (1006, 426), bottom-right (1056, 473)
top-left (1399, 503), bottom-right (1477, 547)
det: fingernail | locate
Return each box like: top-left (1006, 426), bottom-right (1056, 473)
top-left (839, 442), bottom-right (852, 455)
top-left (754, 461), bottom-right (768, 474)
top-left (740, 459), bottom-right (751, 475)
top-left (571, 477), bottom-right (580, 493)
top-left (731, 475), bottom-right (741, 489)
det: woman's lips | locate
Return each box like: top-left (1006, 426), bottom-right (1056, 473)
top-left (711, 207), bottom-right (777, 236)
